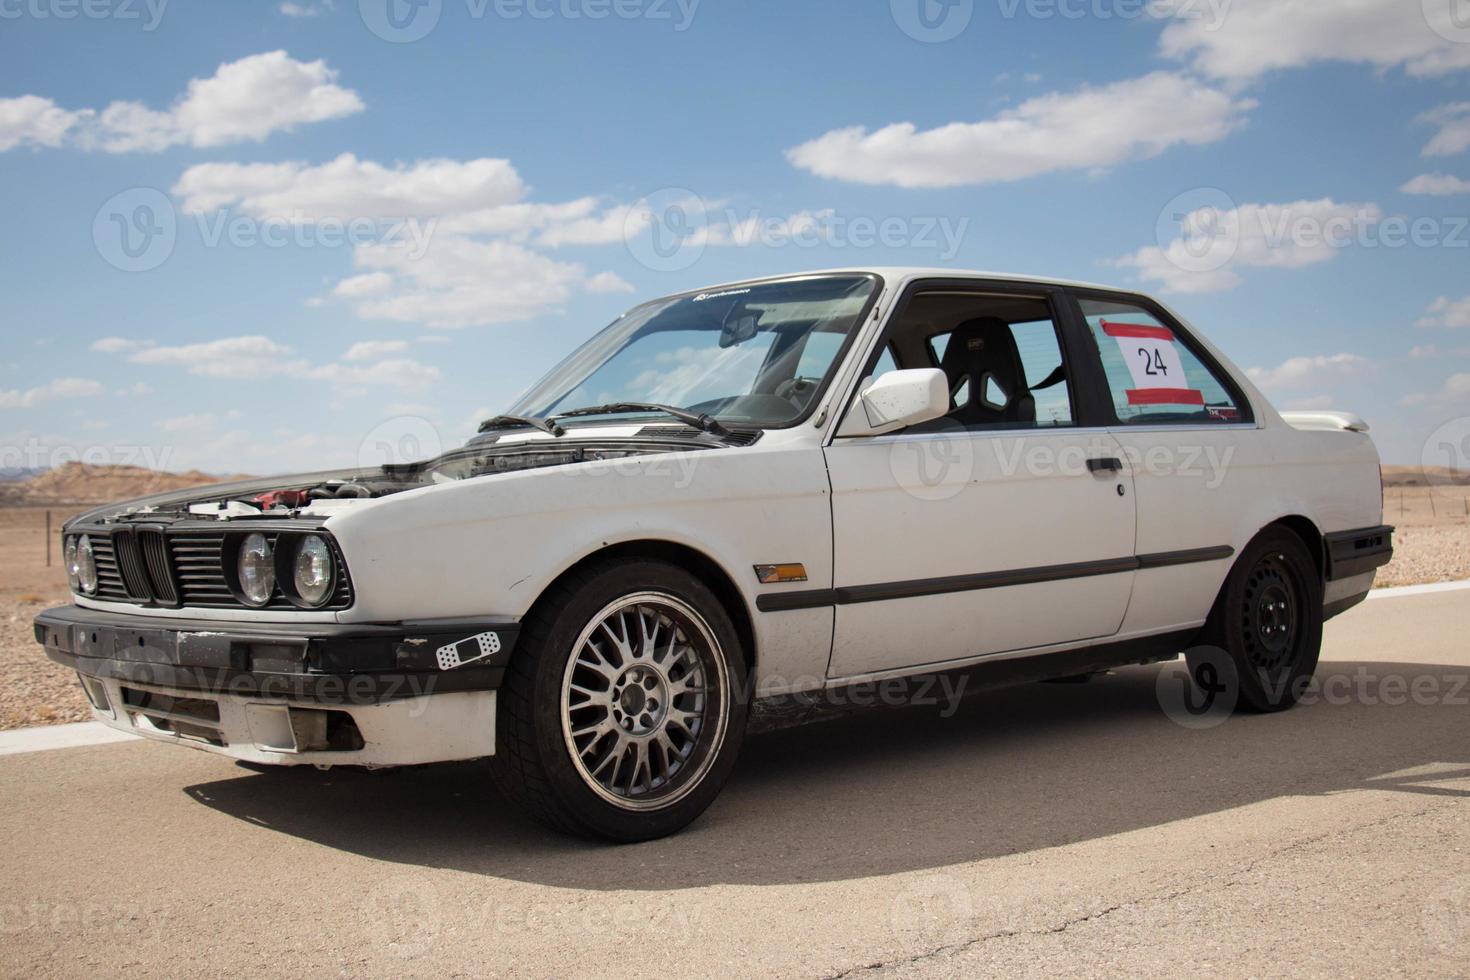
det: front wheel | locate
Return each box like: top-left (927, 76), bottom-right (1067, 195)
top-left (1191, 527), bottom-right (1323, 713)
top-left (489, 560), bottom-right (748, 842)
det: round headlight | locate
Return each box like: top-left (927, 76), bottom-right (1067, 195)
top-left (75, 536), bottom-right (97, 595)
top-left (238, 533), bottom-right (275, 606)
top-left (292, 536), bottom-right (335, 607)
top-left (64, 537), bottom-right (80, 591)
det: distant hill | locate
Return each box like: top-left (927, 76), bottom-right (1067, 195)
top-left (1381, 465), bottom-right (1470, 488)
top-left (0, 462), bottom-right (253, 506)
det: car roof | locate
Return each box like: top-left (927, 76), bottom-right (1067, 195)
top-left (682, 267), bottom-right (1141, 297)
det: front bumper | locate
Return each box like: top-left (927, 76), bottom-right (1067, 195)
top-left (34, 605), bottom-right (520, 766)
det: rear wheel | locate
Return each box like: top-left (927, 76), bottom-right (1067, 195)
top-left (1191, 527), bottom-right (1323, 713)
top-left (489, 559), bottom-right (748, 842)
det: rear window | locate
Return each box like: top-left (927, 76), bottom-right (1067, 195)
top-left (1079, 298), bottom-right (1246, 425)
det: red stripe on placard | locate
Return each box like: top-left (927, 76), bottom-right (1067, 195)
top-left (1127, 388), bottom-right (1206, 406)
top-left (1101, 320), bottom-right (1175, 341)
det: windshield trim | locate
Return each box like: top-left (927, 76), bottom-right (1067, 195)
top-left (510, 271), bottom-right (886, 433)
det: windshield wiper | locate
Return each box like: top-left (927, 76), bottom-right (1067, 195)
top-left (553, 403), bottom-right (733, 439)
top-left (477, 414), bottom-right (566, 437)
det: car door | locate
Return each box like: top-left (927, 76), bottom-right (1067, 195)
top-left (1069, 290), bottom-right (1266, 635)
top-left (823, 280), bottom-right (1138, 680)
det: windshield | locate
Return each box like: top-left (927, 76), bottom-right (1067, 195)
top-left (508, 274), bottom-right (879, 428)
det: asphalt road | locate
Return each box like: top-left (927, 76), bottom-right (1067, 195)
top-left (1, 590), bottom-right (1467, 978)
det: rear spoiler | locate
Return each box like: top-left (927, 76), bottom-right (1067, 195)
top-left (1280, 411), bottom-right (1370, 433)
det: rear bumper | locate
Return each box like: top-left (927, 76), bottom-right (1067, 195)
top-left (33, 605), bottom-right (519, 766)
top-left (1325, 525), bottom-right (1394, 581)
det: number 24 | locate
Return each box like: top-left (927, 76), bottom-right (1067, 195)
top-left (1137, 347), bottom-right (1168, 377)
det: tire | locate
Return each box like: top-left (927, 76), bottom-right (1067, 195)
top-left (488, 559), bottom-right (749, 842)
top-left (1190, 527), bottom-right (1323, 713)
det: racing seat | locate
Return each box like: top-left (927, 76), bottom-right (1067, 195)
top-left (938, 317), bottom-right (1035, 426)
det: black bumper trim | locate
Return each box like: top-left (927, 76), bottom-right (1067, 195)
top-left (33, 606), bottom-right (518, 705)
top-left (1325, 525), bottom-right (1394, 581)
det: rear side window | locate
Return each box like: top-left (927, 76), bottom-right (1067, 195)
top-left (1079, 298), bottom-right (1246, 425)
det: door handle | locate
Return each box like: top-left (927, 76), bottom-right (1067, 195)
top-left (1086, 457), bottom-right (1123, 474)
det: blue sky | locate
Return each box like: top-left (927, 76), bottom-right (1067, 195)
top-left (2, 0), bottom-right (1469, 472)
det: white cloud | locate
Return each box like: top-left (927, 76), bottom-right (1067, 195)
top-left (128, 336), bottom-right (306, 379)
top-left (337, 237), bottom-right (612, 329)
top-left (109, 334), bottom-right (440, 392)
top-left (343, 340), bottom-right (410, 361)
top-left (0, 377), bottom-right (105, 408)
top-left (1401, 173), bottom-right (1470, 196)
top-left (1283, 395), bottom-right (1334, 411)
top-left (157, 413), bottom-right (219, 434)
top-left (280, 0), bottom-right (334, 16)
top-left (173, 153), bottom-right (525, 220)
top-left (332, 272), bottom-right (394, 298)
top-left (785, 72), bottom-right (1253, 188)
top-left (1419, 103), bottom-right (1470, 158)
top-left (90, 336), bottom-right (152, 353)
top-left (116, 382), bottom-right (155, 397)
top-left (1409, 344), bottom-right (1441, 359)
top-left (1418, 296), bottom-right (1470, 329)
top-left (1113, 199), bottom-right (1382, 294)
top-left (0, 52), bottom-right (362, 155)
top-left (0, 95), bottom-right (87, 152)
top-left (585, 271), bottom-right (636, 294)
top-left (1402, 372), bottom-right (1470, 408)
top-left (1157, 0), bottom-right (1470, 82)
top-left (1247, 353), bottom-right (1373, 393)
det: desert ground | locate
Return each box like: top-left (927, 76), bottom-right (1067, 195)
top-left (2, 476), bottom-right (1467, 729)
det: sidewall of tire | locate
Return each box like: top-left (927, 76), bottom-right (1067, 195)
top-left (509, 560), bottom-right (749, 842)
top-left (1200, 528), bottom-right (1324, 713)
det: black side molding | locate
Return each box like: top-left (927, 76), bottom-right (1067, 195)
top-left (756, 546), bottom-right (1235, 613)
top-left (1325, 525), bottom-right (1394, 581)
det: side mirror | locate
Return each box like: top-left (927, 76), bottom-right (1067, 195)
top-left (836, 368), bottom-right (950, 437)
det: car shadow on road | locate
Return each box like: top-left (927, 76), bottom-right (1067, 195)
top-left (182, 659), bottom-right (1470, 890)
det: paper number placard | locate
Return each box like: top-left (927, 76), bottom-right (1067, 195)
top-left (1100, 321), bottom-right (1204, 406)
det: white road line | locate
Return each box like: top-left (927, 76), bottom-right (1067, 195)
top-left (0, 721), bottom-right (137, 757)
top-left (1368, 579), bottom-right (1470, 600)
